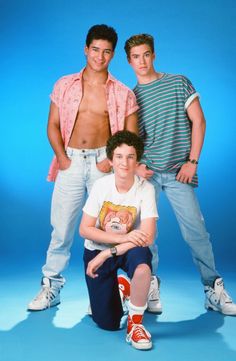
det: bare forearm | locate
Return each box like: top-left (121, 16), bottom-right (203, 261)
top-left (189, 120), bottom-right (206, 160)
top-left (79, 225), bottom-right (122, 245)
top-left (47, 122), bottom-right (68, 163)
top-left (187, 98), bottom-right (206, 161)
top-left (80, 223), bottom-right (151, 247)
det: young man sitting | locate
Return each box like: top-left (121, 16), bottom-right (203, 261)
top-left (79, 130), bottom-right (158, 350)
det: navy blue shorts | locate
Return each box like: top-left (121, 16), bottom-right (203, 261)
top-left (83, 247), bottom-right (152, 331)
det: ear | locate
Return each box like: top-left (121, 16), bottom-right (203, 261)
top-left (108, 159), bottom-right (113, 167)
top-left (84, 46), bottom-right (88, 56)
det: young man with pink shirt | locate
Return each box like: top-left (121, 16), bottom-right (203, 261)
top-left (27, 24), bottom-right (139, 311)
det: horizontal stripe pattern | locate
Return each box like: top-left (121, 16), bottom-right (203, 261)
top-left (134, 73), bottom-right (199, 187)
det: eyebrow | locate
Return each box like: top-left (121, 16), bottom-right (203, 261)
top-left (91, 46), bottom-right (112, 52)
top-left (131, 50), bottom-right (151, 56)
top-left (114, 152), bottom-right (136, 156)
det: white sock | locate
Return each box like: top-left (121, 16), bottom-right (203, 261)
top-left (128, 300), bottom-right (147, 319)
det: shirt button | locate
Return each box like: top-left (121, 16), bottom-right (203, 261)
top-left (84, 155), bottom-right (87, 159)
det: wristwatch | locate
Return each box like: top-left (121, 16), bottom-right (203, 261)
top-left (110, 246), bottom-right (117, 257)
top-left (188, 158), bottom-right (199, 165)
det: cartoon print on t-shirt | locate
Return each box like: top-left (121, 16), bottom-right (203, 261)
top-left (99, 201), bottom-right (137, 234)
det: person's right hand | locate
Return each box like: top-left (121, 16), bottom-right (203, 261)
top-left (136, 163), bottom-right (154, 179)
top-left (58, 157), bottom-right (71, 170)
top-left (119, 229), bottom-right (151, 247)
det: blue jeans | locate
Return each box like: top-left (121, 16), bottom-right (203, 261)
top-left (42, 146), bottom-right (108, 287)
top-left (150, 172), bottom-right (220, 287)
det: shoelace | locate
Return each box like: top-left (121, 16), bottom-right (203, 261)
top-left (207, 287), bottom-right (232, 305)
top-left (149, 280), bottom-right (160, 301)
top-left (34, 287), bottom-right (55, 306)
top-left (128, 324), bottom-right (151, 342)
top-left (220, 289), bottom-right (232, 304)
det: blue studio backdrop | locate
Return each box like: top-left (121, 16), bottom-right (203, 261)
top-left (1, 0), bottom-right (236, 277)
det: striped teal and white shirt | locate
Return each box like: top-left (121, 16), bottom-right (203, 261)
top-left (134, 73), bottom-right (199, 187)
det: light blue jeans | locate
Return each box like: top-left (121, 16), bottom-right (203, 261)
top-left (42, 146), bottom-right (108, 287)
top-left (150, 171), bottom-right (220, 287)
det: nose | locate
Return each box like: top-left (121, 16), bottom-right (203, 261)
top-left (121, 157), bottom-right (128, 166)
top-left (139, 56), bottom-right (145, 64)
top-left (98, 51), bottom-right (104, 61)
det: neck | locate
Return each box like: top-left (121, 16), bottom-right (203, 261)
top-left (83, 66), bottom-right (108, 84)
top-left (115, 175), bottom-right (135, 193)
top-left (137, 71), bottom-right (162, 85)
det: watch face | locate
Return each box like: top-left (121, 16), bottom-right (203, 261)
top-left (110, 247), bottom-right (117, 256)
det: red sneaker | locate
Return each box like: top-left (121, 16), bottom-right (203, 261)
top-left (126, 315), bottom-right (152, 350)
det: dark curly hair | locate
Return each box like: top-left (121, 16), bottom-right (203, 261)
top-left (106, 131), bottom-right (144, 162)
top-left (86, 24), bottom-right (118, 51)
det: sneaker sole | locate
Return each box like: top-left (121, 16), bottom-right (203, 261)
top-left (130, 340), bottom-right (152, 350)
top-left (146, 307), bottom-right (163, 315)
top-left (27, 301), bottom-right (60, 312)
top-left (205, 304), bottom-right (236, 316)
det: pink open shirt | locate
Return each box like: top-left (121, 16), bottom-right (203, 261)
top-left (47, 69), bottom-right (139, 181)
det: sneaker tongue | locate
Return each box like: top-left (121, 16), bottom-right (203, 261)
top-left (132, 314), bottom-right (143, 324)
top-left (42, 277), bottom-right (51, 287)
top-left (214, 278), bottom-right (223, 292)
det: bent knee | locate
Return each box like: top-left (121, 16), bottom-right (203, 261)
top-left (133, 263), bottom-right (151, 277)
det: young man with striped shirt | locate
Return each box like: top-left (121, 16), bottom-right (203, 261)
top-left (124, 33), bottom-right (236, 316)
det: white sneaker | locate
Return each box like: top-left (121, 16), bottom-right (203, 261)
top-left (147, 276), bottom-right (162, 314)
top-left (205, 277), bottom-right (236, 316)
top-left (27, 277), bottom-right (61, 311)
top-left (87, 304), bottom-right (92, 316)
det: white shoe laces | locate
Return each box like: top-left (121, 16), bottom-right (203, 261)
top-left (207, 286), bottom-right (232, 305)
top-left (219, 289), bottom-right (232, 304)
top-left (149, 278), bottom-right (160, 301)
top-left (34, 286), bottom-right (55, 307)
top-left (128, 324), bottom-right (151, 343)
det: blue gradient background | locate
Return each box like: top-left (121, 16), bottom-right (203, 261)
top-left (1, 0), bottom-right (236, 276)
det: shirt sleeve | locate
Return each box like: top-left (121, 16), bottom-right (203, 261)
top-left (182, 76), bottom-right (200, 109)
top-left (50, 76), bottom-right (68, 107)
top-left (140, 182), bottom-right (159, 220)
top-left (125, 90), bottom-right (139, 117)
top-left (50, 78), bottom-right (61, 107)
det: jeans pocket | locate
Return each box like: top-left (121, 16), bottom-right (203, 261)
top-left (96, 148), bottom-right (107, 164)
top-left (58, 155), bottom-right (74, 173)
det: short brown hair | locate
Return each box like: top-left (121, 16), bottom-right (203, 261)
top-left (124, 34), bottom-right (154, 58)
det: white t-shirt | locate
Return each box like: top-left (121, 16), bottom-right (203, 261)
top-left (83, 174), bottom-right (158, 251)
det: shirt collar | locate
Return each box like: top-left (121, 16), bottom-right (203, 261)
top-left (73, 67), bottom-right (116, 85)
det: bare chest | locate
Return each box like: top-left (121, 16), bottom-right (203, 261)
top-left (79, 82), bottom-right (108, 116)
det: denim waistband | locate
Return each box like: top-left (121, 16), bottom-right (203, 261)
top-left (66, 146), bottom-right (106, 157)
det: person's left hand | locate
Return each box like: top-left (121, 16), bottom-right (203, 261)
top-left (96, 158), bottom-right (112, 173)
top-left (86, 251), bottom-right (109, 278)
top-left (176, 162), bottom-right (197, 183)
